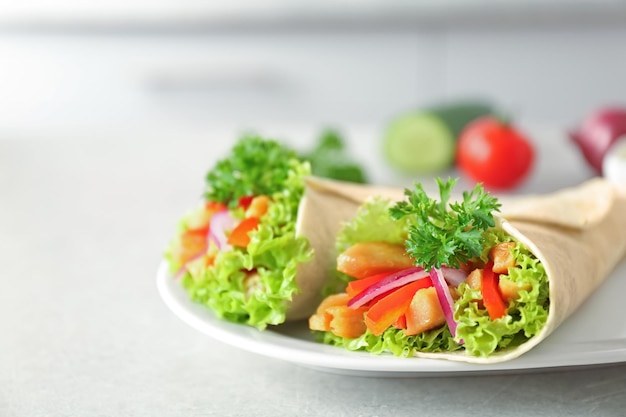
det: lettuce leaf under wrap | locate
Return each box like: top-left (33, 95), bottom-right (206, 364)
top-left (455, 229), bottom-right (549, 356)
top-left (317, 198), bottom-right (549, 358)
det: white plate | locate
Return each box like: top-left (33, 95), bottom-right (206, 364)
top-left (157, 259), bottom-right (626, 377)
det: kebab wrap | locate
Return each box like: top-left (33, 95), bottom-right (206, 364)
top-left (303, 176), bottom-right (626, 363)
top-left (165, 137), bottom-right (315, 329)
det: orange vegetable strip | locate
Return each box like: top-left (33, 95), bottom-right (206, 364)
top-left (179, 227), bottom-right (209, 263)
top-left (227, 217), bottom-right (259, 248)
top-left (364, 278), bottom-right (432, 336)
top-left (245, 195), bottom-right (270, 218)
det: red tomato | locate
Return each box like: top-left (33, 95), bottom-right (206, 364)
top-left (456, 117), bottom-right (535, 190)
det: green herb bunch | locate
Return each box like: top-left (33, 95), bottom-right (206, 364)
top-left (389, 178), bottom-right (501, 270)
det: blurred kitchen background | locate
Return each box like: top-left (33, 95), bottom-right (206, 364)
top-left (1, 1), bottom-right (625, 188)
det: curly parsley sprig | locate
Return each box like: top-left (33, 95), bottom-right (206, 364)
top-left (204, 136), bottom-right (310, 207)
top-left (389, 178), bottom-right (501, 271)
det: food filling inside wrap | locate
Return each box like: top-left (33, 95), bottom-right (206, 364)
top-left (165, 137), bottom-right (313, 329)
top-left (309, 179), bottom-right (550, 358)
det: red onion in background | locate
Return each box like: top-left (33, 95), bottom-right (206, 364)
top-left (569, 106), bottom-right (626, 174)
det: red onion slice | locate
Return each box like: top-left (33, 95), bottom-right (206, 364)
top-left (348, 267), bottom-right (428, 309)
top-left (430, 267), bottom-right (458, 337)
top-left (208, 209), bottom-right (236, 251)
top-left (441, 266), bottom-right (467, 287)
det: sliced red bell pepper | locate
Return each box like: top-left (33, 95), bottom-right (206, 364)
top-left (227, 217), bottom-right (259, 247)
top-left (364, 277), bottom-right (432, 336)
top-left (205, 202), bottom-right (228, 213)
top-left (237, 196), bottom-right (255, 211)
top-left (345, 270), bottom-right (403, 298)
top-left (482, 261), bottom-right (507, 320)
top-left (394, 314), bottom-right (407, 330)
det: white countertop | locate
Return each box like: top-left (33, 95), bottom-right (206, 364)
top-left (2, 126), bottom-right (625, 416)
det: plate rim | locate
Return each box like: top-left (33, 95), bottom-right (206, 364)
top-left (156, 260), bottom-right (626, 376)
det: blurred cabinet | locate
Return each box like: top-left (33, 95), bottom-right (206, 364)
top-left (443, 27), bottom-right (626, 126)
top-left (0, 32), bottom-right (440, 133)
top-left (1, 16), bottom-right (626, 135)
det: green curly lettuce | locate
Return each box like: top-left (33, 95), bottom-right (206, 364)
top-left (319, 325), bottom-right (461, 357)
top-left (336, 197), bottom-right (410, 254)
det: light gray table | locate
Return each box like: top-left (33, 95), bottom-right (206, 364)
top-left (2, 131), bottom-right (625, 417)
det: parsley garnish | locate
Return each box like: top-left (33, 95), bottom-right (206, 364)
top-left (204, 136), bottom-right (308, 206)
top-left (389, 178), bottom-right (501, 271)
top-left (301, 129), bottom-right (367, 184)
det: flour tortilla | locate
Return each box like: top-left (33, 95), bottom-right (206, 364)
top-left (290, 176), bottom-right (626, 363)
top-left (287, 178), bottom-right (405, 319)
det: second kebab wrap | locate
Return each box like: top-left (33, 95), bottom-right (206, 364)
top-left (303, 177), bottom-right (626, 363)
